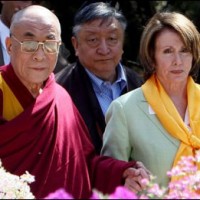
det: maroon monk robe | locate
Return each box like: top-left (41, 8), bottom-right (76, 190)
top-left (0, 65), bottom-right (136, 199)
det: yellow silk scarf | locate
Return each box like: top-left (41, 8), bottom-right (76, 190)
top-left (142, 74), bottom-right (200, 180)
top-left (0, 73), bottom-right (23, 120)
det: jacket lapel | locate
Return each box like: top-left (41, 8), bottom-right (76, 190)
top-left (137, 90), bottom-right (179, 147)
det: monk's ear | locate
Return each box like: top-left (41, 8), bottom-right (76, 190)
top-left (6, 37), bottom-right (12, 55)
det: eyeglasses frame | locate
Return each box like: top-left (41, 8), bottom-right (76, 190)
top-left (11, 35), bottom-right (61, 54)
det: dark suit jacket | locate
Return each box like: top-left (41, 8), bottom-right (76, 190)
top-left (56, 60), bottom-right (143, 154)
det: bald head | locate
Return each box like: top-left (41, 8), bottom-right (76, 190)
top-left (6, 4), bottom-right (62, 88)
top-left (10, 5), bottom-right (61, 37)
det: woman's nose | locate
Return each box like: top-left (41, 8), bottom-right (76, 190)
top-left (173, 53), bottom-right (182, 65)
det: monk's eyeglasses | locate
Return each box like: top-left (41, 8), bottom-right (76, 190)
top-left (11, 35), bottom-right (61, 54)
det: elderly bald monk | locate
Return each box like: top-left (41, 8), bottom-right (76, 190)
top-left (0, 5), bottom-right (150, 199)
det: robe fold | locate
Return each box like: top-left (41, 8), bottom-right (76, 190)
top-left (0, 64), bottom-right (135, 199)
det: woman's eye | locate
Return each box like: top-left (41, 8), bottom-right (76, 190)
top-left (163, 48), bottom-right (172, 53)
top-left (181, 48), bottom-right (190, 53)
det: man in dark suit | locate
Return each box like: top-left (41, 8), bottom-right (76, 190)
top-left (56, 2), bottom-right (143, 154)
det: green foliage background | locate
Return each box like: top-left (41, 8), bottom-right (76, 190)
top-left (1, 1), bottom-right (200, 78)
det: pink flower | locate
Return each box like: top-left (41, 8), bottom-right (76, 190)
top-left (44, 188), bottom-right (74, 199)
top-left (108, 186), bottom-right (138, 199)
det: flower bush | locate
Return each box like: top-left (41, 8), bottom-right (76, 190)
top-left (0, 160), bottom-right (35, 199)
top-left (2, 150), bottom-right (200, 199)
top-left (45, 150), bottom-right (200, 199)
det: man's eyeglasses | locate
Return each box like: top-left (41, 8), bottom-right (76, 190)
top-left (11, 35), bottom-right (61, 54)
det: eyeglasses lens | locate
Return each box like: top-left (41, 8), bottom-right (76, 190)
top-left (22, 41), bottom-right (59, 53)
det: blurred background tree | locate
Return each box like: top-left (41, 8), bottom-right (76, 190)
top-left (1, 1), bottom-right (200, 79)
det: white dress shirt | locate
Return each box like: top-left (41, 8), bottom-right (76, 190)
top-left (149, 105), bottom-right (191, 130)
top-left (0, 18), bottom-right (10, 65)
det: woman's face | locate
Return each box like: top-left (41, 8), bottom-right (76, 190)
top-left (153, 28), bottom-right (193, 85)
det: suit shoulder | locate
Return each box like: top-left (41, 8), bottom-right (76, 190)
top-left (116, 87), bottom-right (143, 105)
top-left (55, 63), bottom-right (78, 89)
top-left (55, 62), bottom-right (76, 83)
top-left (123, 66), bottom-right (144, 87)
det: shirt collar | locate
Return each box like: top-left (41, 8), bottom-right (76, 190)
top-left (84, 63), bottom-right (127, 89)
top-left (148, 104), bottom-right (191, 130)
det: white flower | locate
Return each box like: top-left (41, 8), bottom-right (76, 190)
top-left (0, 159), bottom-right (35, 199)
